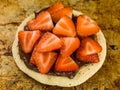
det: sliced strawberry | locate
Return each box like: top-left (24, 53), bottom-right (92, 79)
top-left (77, 15), bottom-right (100, 37)
top-left (30, 41), bottom-right (39, 65)
top-left (77, 37), bottom-right (102, 56)
top-left (18, 30), bottom-right (41, 53)
top-left (51, 7), bottom-right (72, 23)
top-left (30, 50), bottom-right (36, 65)
top-left (47, 2), bottom-right (64, 14)
top-left (76, 53), bottom-right (99, 63)
top-left (36, 32), bottom-right (63, 52)
top-left (32, 51), bottom-right (57, 74)
top-left (27, 11), bottom-right (54, 31)
top-left (60, 37), bottom-right (80, 57)
top-left (27, 19), bottom-right (36, 26)
top-left (53, 16), bottom-right (76, 37)
top-left (55, 56), bottom-right (79, 72)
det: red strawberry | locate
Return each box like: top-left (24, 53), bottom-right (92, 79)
top-left (51, 7), bottom-right (72, 23)
top-left (32, 51), bottom-right (57, 74)
top-left (30, 54), bottom-right (36, 65)
top-left (55, 56), bottom-right (79, 72)
top-left (27, 19), bottom-right (35, 25)
top-left (77, 15), bottom-right (100, 37)
top-left (27, 11), bottom-right (54, 31)
top-left (36, 32), bottom-right (63, 52)
top-left (47, 2), bottom-right (64, 14)
top-left (77, 37), bottom-right (102, 56)
top-left (53, 16), bottom-right (76, 37)
top-left (30, 42), bottom-right (39, 65)
top-left (60, 37), bottom-right (80, 57)
top-left (76, 53), bottom-right (99, 63)
top-left (18, 30), bottom-right (41, 53)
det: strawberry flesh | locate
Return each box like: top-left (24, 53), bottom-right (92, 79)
top-left (36, 32), bottom-right (63, 52)
top-left (47, 2), bottom-right (64, 14)
top-left (51, 7), bottom-right (73, 23)
top-left (27, 11), bottom-right (54, 31)
top-left (18, 30), bottom-right (41, 53)
top-left (76, 53), bottom-right (99, 63)
top-left (32, 51), bottom-right (57, 74)
top-left (55, 56), bottom-right (79, 72)
top-left (60, 37), bottom-right (80, 57)
top-left (77, 15), bottom-right (100, 37)
top-left (77, 37), bottom-right (102, 56)
top-left (53, 16), bottom-right (76, 37)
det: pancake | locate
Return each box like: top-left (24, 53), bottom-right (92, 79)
top-left (12, 10), bottom-right (106, 87)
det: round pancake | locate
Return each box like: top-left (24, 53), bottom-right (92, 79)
top-left (12, 10), bottom-right (106, 87)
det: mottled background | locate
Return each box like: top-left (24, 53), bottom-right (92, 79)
top-left (0, 0), bottom-right (120, 90)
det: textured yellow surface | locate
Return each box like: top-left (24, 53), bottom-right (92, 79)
top-left (0, 0), bottom-right (120, 90)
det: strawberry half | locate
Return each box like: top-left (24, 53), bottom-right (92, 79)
top-left (51, 7), bottom-right (72, 23)
top-left (47, 2), bottom-right (64, 14)
top-left (30, 43), bottom-right (39, 65)
top-left (27, 11), bottom-right (54, 31)
top-left (36, 32), bottom-right (63, 52)
top-left (30, 52), bottom-right (36, 65)
top-left (77, 15), bottom-right (100, 37)
top-left (76, 53), bottom-right (99, 63)
top-left (55, 56), bottom-right (79, 72)
top-left (32, 51), bottom-right (57, 74)
top-left (53, 16), bottom-right (76, 37)
top-left (60, 37), bottom-right (80, 57)
top-left (77, 37), bottom-right (102, 56)
top-left (18, 30), bottom-right (41, 53)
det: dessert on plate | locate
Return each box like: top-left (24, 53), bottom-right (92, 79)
top-left (12, 2), bottom-right (106, 87)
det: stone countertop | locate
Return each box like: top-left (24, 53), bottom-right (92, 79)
top-left (0, 0), bottom-right (120, 90)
